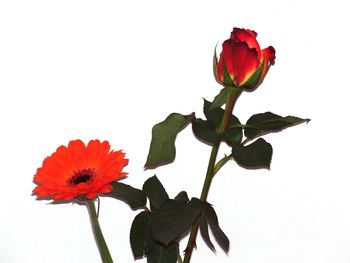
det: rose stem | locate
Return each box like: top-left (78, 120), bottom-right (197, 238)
top-left (86, 199), bottom-right (114, 263)
top-left (183, 88), bottom-right (241, 263)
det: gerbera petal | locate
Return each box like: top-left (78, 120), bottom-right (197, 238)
top-left (87, 140), bottom-right (102, 167)
top-left (85, 191), bottom-right (98, 199)
top-left (38, 150), bottom-right (75, 184)
top-left (33, 139), bottom-right (128, 201)
top-left (100, 141), bottom-right (111, 157)
top-left (100, 157), bottom-right (128, 183)
top-left (67, 140), bottom-right (87, 169)
top-left (53, 192), bottom-right (70, 201)
top-left (99, 184), bottom-right (113, 194)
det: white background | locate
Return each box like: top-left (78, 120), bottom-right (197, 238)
top-left (1, 0), bottom-right (349, 262)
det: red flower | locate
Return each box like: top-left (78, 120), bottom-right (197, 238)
top-left (215, 28), bottom-right (275, 90)
top-left (33, 140), bottom-right (128, 201)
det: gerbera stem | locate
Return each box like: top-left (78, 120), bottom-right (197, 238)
top-left (183, 88), bottom-right (241, 263)
top-left (86, 199), bottom-right (114, 263)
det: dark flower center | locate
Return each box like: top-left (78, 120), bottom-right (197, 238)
top-left (69, 168), bottom-right (95, 185)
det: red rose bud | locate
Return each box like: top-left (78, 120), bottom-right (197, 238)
top-left (215, 28), bottom-right (275, 91)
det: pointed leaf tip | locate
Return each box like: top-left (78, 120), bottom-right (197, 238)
top-left (143, 176), bottom-right (169, 212)
top-left (174, 191), bottom-right (189, 202)
top-left (245, 112), bottom-right (310, 139)
top-left (199, 213), bottom-right (216, 252)
top-left (202, 203), bottom-right (230, 253)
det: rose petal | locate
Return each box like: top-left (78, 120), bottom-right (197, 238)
top-left (258, 46), bottom-right (276, 85)
top-left (218, 39), bottom-right (260, 86)
top-left (231, 28), bottom-right (261, 59)
top-left (261, 46), bottom-right (276, 65)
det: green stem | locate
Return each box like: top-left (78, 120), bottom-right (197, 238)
top-left (183, 144), bottom-right (219, 263)
top-left (213, 116), bottom-right (252, 176)
top-left (86, 199), bottom-right (114, 263)
top-left (183, 88), bottom-right (241, 263)
top-left (200, 144), bottom-right (220, 201)
top-left (213, 153), bottom-right (233, 175)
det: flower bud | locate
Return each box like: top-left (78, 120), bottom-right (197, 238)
top-left (214, 28), bottom-right (275, 91)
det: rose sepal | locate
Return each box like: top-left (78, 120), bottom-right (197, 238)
top-left (239, 62), bottom-right (265, 91)
top-left (213, 45), bottom-right (238, 88)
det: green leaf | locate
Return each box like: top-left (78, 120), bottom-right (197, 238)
top-left (245, 112), bottom-right (310, 139)
top-left (151, 198), bottom-right (205, 246)
top-left (224, 126), bottom-right (243, 146)
top-left (147, 243), bottom-right (177, 263)
top-left (209, 86), bottom-right (242, 111)
top-left (174, 191), bottom-right (189, 202)
top-left (203, 99), bottom-right (223, 127)
top-left (209, 88), bottom-right (227, 110)
top-left (151, 200), bottom-right (186, 246)
top-left (130, 211), bottom-right (154, 259)
top-left (192, 118), bottom-right (221, 145)
top-left (213, 154), bottom-right (232, 175)
top-left (145, 112), bottom-right (195, 169)
top-left (203, 99), bottom-right (242, 145)
top-left (106, 182), bottom-right (146, 210)
top-left (202, 203), bottom-right (230, 253)
top-left (143, 176), bottom-right (169, 212)
top-left (199, 213), bottom-right (215, 252)
top-left (232, 138), bottom-right (273, 169)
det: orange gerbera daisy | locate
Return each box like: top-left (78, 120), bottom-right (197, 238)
top-left (33, 139), bottom-right (128, 201)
